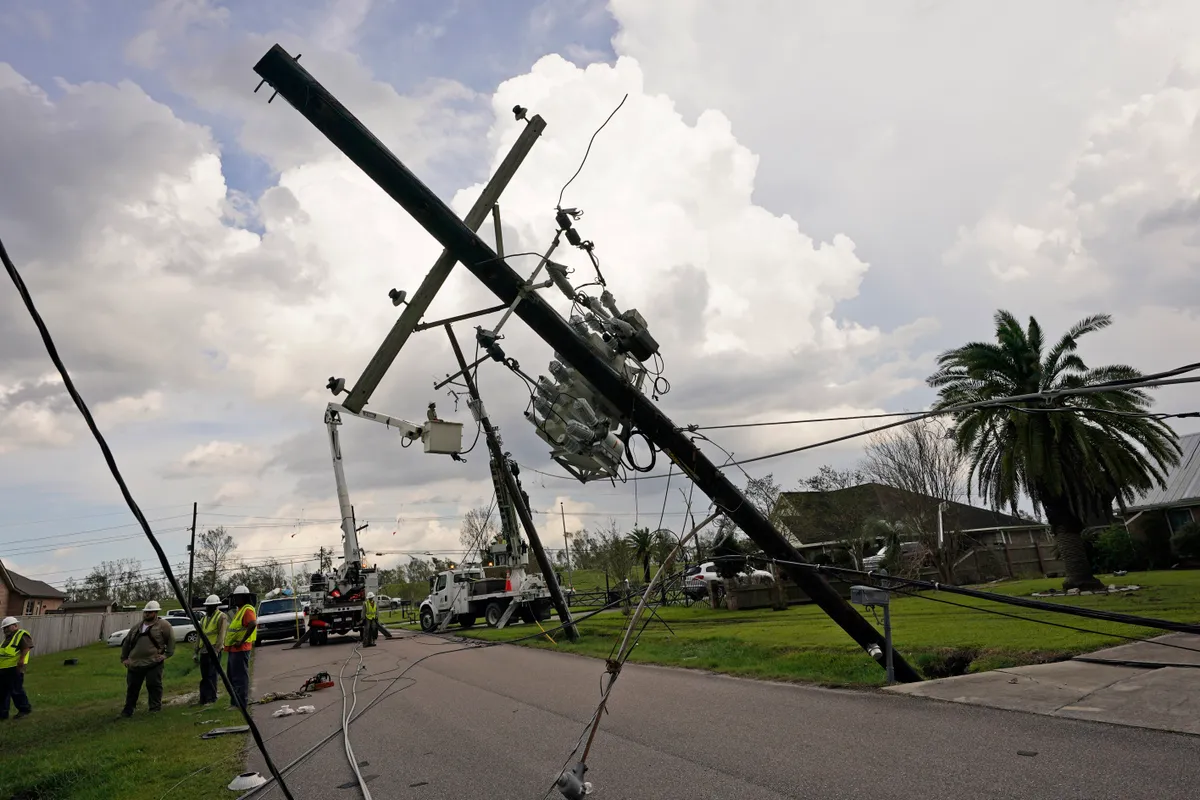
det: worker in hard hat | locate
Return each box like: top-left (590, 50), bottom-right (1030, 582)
top-left (1, 616), bottom-right (34, 720)
top-left (224, 585), bottom-right (257, 708)
top-left (195, 594), bottom-right (229, 705)
top-left (363, 592), bottom-right (379, 647)
top-left (119, 601), bottom-right (175, 717)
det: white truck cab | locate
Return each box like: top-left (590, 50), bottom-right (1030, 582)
top-left (419, 566), bottom-right (552, 631)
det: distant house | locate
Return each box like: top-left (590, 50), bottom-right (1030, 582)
top-left (56, 599), bottom-right (122, 614)
top-left (775, 482), bottom-right (1048, 547)
top-left (0, 559), bottom-right (66, 616)
top-left (1123, 431), bottom-right (1200, 537)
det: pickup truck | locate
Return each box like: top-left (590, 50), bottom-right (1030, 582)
top-left (418, 566), bottom-right (552, 631)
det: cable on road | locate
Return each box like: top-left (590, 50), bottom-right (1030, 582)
top-left (340, 645), bottom-right (374, 800)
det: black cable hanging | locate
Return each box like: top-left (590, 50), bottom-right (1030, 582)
top-left (1, 233), bottom-right (297, 800)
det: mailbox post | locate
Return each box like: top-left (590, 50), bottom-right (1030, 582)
top-left (852, 584), bottom-right (894, 684)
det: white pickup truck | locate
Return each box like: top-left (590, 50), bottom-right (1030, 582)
top-left (418, 566), bottom-right (552, 631)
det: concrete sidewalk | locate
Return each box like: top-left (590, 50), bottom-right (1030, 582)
top-left (886, 633), bottom-right (1200, 736)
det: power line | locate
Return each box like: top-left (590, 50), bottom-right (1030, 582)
top-left (556, 92), bottom-right (629, 208)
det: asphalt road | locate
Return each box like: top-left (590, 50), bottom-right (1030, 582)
top-left (244, 633), bottom-right (1200, 799)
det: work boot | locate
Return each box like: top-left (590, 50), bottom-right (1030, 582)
top-left (15, 711), bottom-right (31, 720)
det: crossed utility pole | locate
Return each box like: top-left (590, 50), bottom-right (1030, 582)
top-left (252, 44), bottom-right (918, 682)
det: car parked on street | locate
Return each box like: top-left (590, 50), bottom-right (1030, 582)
top-left (107, 616), bottom-right (198, 647)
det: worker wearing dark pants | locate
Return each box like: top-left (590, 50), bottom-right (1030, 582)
top-left (119, 601), bottom-right (175, 716)
top-left (224, 585), bottom-right (257, 708)
top-left (195, 594), bottom-right (228, 705)
top-left (363, 593), bottom-right (378, 647)
top-left (0, 617), bottom-right (34, 720)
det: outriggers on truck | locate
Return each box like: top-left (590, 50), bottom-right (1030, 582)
top-left (419, 456), bottom-right (553, 631)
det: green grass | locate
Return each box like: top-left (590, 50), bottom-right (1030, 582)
top-left (0, 643), bottom-right (245, 800)
top-left (459, 571), bottom-right (1200, 687)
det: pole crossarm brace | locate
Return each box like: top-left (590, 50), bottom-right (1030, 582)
top-left (252, 43), bottom-right (919, 682)
top-left (336, 102), bottom-right (545, 414)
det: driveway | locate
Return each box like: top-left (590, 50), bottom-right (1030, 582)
top-left (243, 633), bottom-right (1200, 799)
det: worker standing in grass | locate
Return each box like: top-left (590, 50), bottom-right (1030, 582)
top-left (224, 585), bottom-right (257, 708)
top-left (194, 594), bottom-right (228, 705)
top-left (0, 616), bottom-right (34, 720)
top-left (363, 592), bottom-right (378, 647)
top-left (120, 601), bottom-right (175, 717)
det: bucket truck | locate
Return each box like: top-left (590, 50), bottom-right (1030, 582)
top-left (418, 454), bottom-right (554, 631)
top-left (300, 399), bottom-right (463, 646)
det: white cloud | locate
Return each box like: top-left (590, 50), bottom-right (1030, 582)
top-left (165, 441), bottom-right (269, 479)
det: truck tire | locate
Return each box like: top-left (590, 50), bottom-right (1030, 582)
top-left (535, 601), bottom-right (552, 622)
top-left (420, 607), bottom-right (436, 632)
top-left (484, 601), bottom-right (505, 628)
top-left (457, 615), bottom-right (476, 629)
top-left (519, 607), bottom-right (536, 625)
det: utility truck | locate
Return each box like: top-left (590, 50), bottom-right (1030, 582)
top-left (296, 394), bottom-right (463, 647)
top-left (419, 565), bottom-right (552, 631)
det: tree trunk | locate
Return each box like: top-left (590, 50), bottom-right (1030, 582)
top-left (1043, 500), bottom-right (1103, 591)
top-left (642, 555), bottom-right (651, 585)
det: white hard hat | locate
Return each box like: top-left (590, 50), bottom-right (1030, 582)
top-left (204, 594), bottom-right (221, 605)
top-left (143, 601), bottom-right (162, 612)
top-left (1, 616), bottom-right (18, 628)
top-left (367, 592), bottom-right (375, 599)
top-left (233, 585), bottom-right (250, 595)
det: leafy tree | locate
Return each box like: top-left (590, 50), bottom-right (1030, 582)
top-left (929, 311), bottom-right (1180, 589)
top-left (459, 506), bottom-right (498, 551)
top-left (597, 519), bottom-right (635, 584)
top-left (196, 526), bottom-right (237, 596)
top-left (313, 546), bottom-right (335, 572)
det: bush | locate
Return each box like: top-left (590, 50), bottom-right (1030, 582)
top-left (1088, 524), bottom-right (1145, 573)
top-left (1170, 521), bottom-right (1200, 560)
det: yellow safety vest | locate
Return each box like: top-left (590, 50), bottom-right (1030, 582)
top-left (364, 599), bottom-right (377, 620)
top-left (225, 605), bottom-right (257, 648)
top-left (0, 629), bottom-right (30, 669)
top-left (199, 611), bottom-right (224, 650)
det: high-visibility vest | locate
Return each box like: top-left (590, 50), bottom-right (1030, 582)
top-left (0, 629), bottom-right (30, 669)
top-left (364, 599), bottom-right (377, 620)
top-left (199, 611), bottom-right (225, 650)
top-left (225, 605), bottom-right (257, 648)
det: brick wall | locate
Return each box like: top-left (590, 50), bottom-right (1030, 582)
top-left (0, 580), bottom-right (8, 617)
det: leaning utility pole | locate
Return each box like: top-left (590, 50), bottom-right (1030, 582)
top-left (186, 501), bottom-right (197, 613)
top-left (252, 44), bottom-right (919, 681)
top-left (444, 324), bottom-right (578, 641)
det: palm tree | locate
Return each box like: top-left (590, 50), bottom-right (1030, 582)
top-left (928, 311), bottom-right (1180, 590)
top-left (626, 527), bottom-right (655, 584)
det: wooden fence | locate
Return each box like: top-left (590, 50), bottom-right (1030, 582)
top-left (953, 542), bottom-right (1063, 583)
top-left (21, 611), bottom-right (143, 657)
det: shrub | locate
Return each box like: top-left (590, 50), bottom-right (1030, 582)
top-left (1088, 524), bottom-right (1145, 573)
top-left (1170, 520), bottom-right (1200, 560)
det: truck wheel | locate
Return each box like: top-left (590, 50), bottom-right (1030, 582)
top-left (519, 607), bottom-right (536, 625)
top-left (420, 608), bottom-right (436, 632)
top-left (484, 601), bottom-right (505, 628)
top-left (457, 615), bottom-right (476, 629)
top-left (536, 604), bottom-right (551, 622)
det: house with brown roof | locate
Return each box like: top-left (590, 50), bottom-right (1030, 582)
top-left (0, 559), bottom-right (66, 616)
top-left (1123, 432), bottom-right (1200, 535)
top-left (772, 482), bottom-right (1059, 582)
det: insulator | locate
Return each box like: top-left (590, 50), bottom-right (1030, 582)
top-left (566, 419), bottom-right (597, 444)
top-left (548, 360), bottom-right (571, 383)
top-left (536, 376), bottom-right (558, 399)
top-left (572, 397), bottom-right (600, 427)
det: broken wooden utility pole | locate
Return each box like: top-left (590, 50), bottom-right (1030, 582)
top-left (340, 108), bottom-right (546, 414)
top-left (444, 323), bottom-right (579, 641)
top-left (253, 43), bottom-right (920, 682)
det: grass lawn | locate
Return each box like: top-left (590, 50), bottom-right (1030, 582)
top-left (0, 642), bottom-right (247, 800)
top-left (458, 570), bottom-right (1200, 687)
